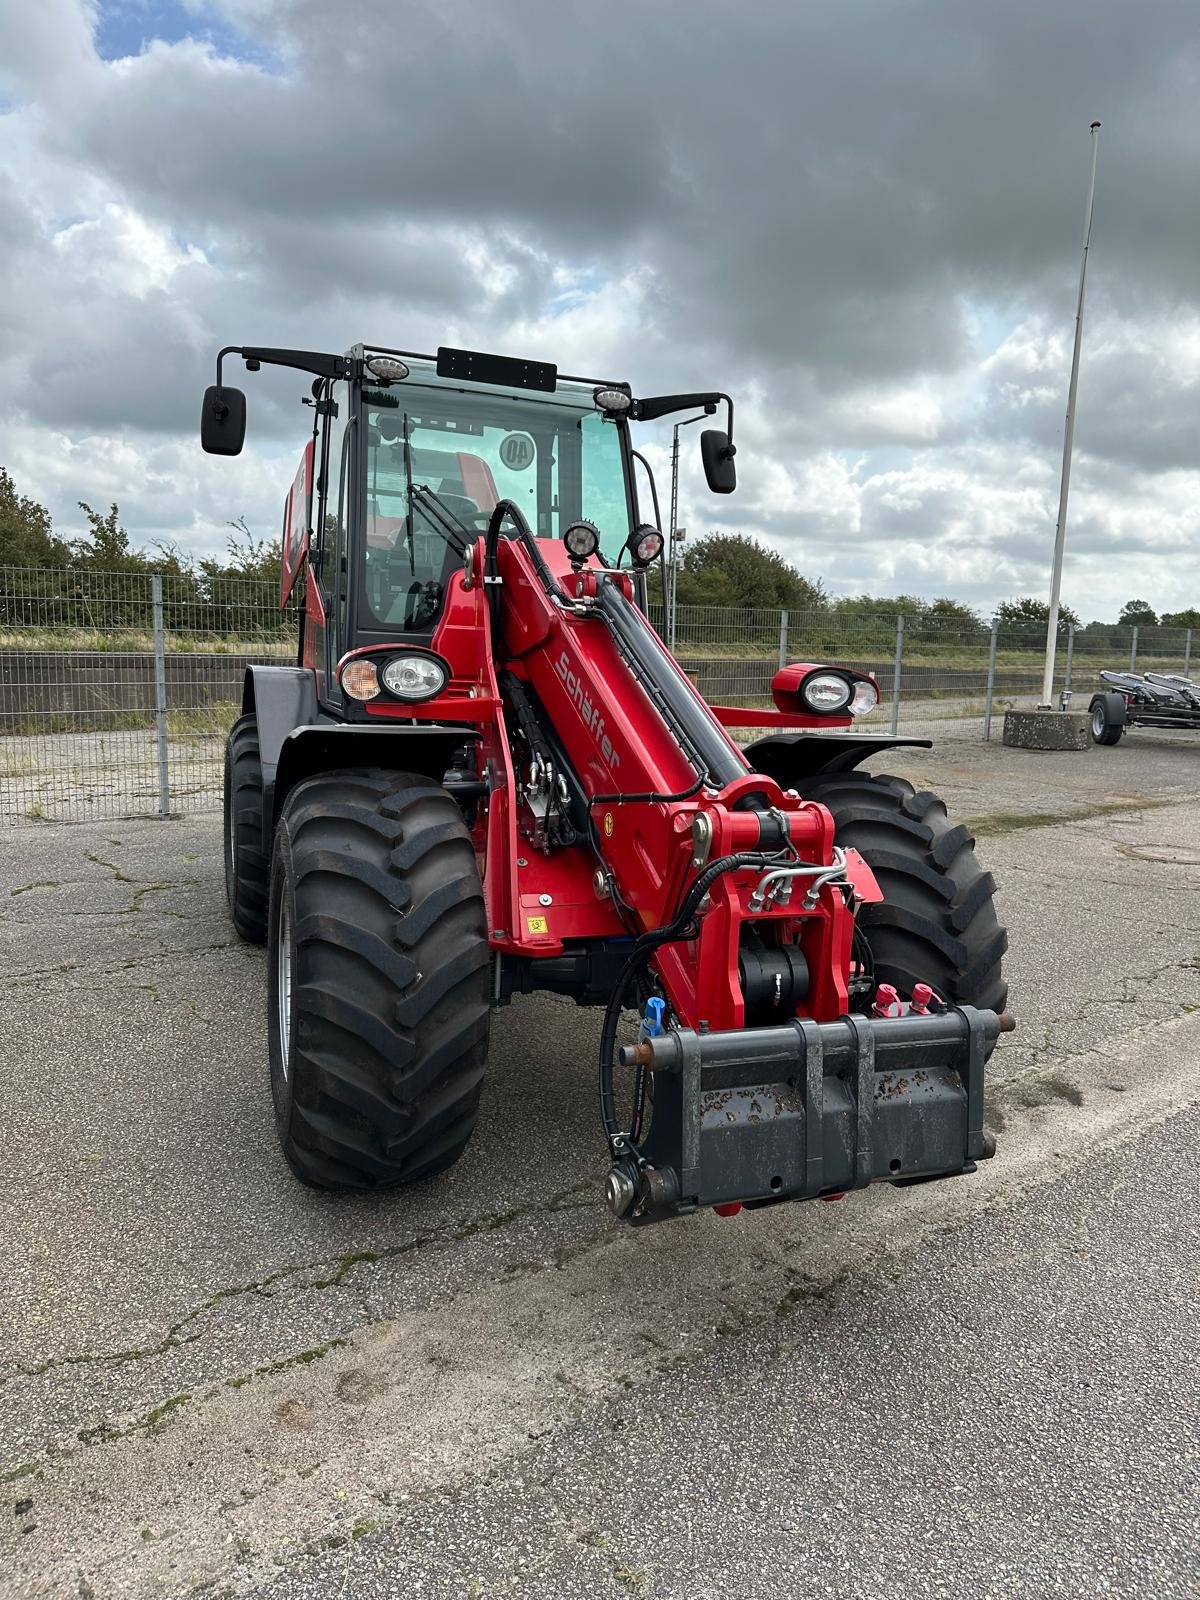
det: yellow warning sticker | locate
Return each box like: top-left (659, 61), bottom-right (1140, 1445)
top-left (526, 915), bottom-right (549, 935)
top-left (603, 812), bottom-right (614, 837)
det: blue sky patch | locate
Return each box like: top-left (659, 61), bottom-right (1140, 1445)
top-left (95, 1), bottom-right (276, 70)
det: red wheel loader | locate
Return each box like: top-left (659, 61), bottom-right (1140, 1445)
top-left (204, 342), bottom-right (1009, 1225)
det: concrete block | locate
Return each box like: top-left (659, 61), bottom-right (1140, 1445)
top-left (1002, 709), bottom-right (1092, 751)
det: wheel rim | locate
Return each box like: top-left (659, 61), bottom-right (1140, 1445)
top-left (276, 892), bottom-right (293, 1079)
top-left (1091, 706), bottom-right (1105, 738)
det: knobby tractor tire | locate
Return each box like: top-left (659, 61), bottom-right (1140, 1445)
top-left (223, 714), bottom-right (269, 944)
top-left (267, 768), bottom-right (491, 1191)
top-left (801, 770), bottom-right (1008, 1015)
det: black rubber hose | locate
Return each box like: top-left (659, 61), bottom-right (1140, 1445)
top-left (483, 498), bottom-right (565, 637)
top-left (589, 773), bottom-right (706, 807)
top-left (598, 849), bottom-right (783, 1153)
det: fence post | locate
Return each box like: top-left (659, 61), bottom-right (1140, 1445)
top-left (778, 609), bottom-right (789, 669)
top-left (1185, 628), bottom-right (1193, 678)
top-left (1064, 624), bottom-right (1075, 695)
top-left (152, 574), bottom-right (170, 819)
top-left (890, 614), bottom-right (904, 736)
top-left (982, 616), bottom-right (999, 741)
top-left (1129, 625), bottom-right (1138, 673)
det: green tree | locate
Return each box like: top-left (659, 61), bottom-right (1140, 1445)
top-left (1117, 598), bottom-right (1158, 627)
top-left (0, 468), bottom-right (72, 568)
top-left (73, 501), bottom-right (143, 570)
top-left (675, 533), bottom-right (825, 612)
top-left (1161, 608), bottom-right (1200, 629)
top-left (997, 596), bottom-right (1080, 631)
top-left (217, 516), bottom-right (279, 582)
top-left (925, 596), bottom-right (984, 630)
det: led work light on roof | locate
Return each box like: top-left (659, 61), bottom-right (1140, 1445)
top-left (627, 524), bottom-right (664, 567)
top-left (563, 520), bottom-right (601, 562)
top-left (365, 356), bottom-right (410, 383)
top-left (593, 387), bottom-right (632, 415)
top-left (801, 671), bottom-right (853, 713)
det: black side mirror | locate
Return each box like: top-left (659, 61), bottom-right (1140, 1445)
top-left (701, 429), bottom-right (736, 494)
top-left (201, 384), bottom-right (247, 456)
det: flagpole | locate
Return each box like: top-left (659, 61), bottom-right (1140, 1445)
top-left (1041, 120), bottom-right (1101, 707)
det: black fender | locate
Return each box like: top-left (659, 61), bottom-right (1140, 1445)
top-left (272, 724), bottom-right (480, 827)
top-left (241, 666), bottom-right (320, 795)
top-left (1088, 690), bottom-right (1128, 727)
top-left (741, 732), bottom-right (933, 787)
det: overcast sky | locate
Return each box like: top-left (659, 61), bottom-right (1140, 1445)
top-left (1, 0), bottom-right (1197, 618)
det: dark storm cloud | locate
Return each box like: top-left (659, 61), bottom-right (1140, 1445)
top-left (2, 0), bottom-right (1199, 608)
top-left (39, 0), bottom-right (1200, 390)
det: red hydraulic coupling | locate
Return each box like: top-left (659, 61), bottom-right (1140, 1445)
top-left (872, 983), bottom-right (901, 1018)
top-left (909, 982), bottom-right (941, 1014)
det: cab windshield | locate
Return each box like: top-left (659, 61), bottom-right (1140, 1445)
top-left (359, 364), bottom-right (631, 631)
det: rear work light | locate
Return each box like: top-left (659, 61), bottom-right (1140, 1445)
top-left (381, 654), bottom-right (449, 702)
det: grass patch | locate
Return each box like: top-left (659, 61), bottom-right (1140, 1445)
top-left (167, 702), bottom-right (240, 741)
top-left (0, 627), bottom-right (291, 655)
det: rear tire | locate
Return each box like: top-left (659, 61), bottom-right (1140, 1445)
top-left (801, 770), bottom-right (1008, 1014)
top-left (224, 714), bottom-right (269, 944)
top-left (267, 768), bottom-right (491, 1191)
top-left (1089, 694), bottom-right (1124, 745)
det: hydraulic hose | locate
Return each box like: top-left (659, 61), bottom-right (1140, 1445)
top-left (483, 498), bottom-right (566, 637)
top-left (598, 849), bottom-right (786, 1155)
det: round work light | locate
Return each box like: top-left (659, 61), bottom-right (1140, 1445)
top-left (563, 520), bottom-right (601, 561)
top-left (627, 525), bottom-right (664, 567)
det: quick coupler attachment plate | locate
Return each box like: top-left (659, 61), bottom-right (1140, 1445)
top-left (612, 1006), bottom-right (1013, 1225)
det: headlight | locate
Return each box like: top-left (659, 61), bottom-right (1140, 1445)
top-left (801, 671), bottom-right (852, 713)
top-left (381, 654), bottom-right (448, 701)
top-left (850, 679), bottom-right (879, 716)
top-left (341, 659), bottom-right (381, 701)
top-left (627, 524), bottom-right (664, 566)
top-left (563, 520), bottom-right (600, 561)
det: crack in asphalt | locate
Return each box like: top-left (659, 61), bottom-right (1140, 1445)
top-left (0, 1177), bottom-right (599, 1395)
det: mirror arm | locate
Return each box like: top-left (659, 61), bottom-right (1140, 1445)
top-left (214, 346), bottom-right (355, 388)
top-left (630, 391), bottom-right (735, 453)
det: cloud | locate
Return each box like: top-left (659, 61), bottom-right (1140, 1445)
top-left (1, 0), bottom-right (1199, 617)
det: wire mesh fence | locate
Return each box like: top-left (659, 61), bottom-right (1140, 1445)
top-left (0, 567), bottom-right (293, 824)
top-left (1, 564), bottom-right (1193, 824)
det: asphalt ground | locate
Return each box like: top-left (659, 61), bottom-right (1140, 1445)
top-left (2, 729), bottom-right (1199, 1598)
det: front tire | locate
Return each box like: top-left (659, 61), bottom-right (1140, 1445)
top-left (224, 714), bottom-right (269, 944)
top-left (267, 769), bottom-right (491, 1190)
top-left (802, 770), bottom-right (1008, 1014)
